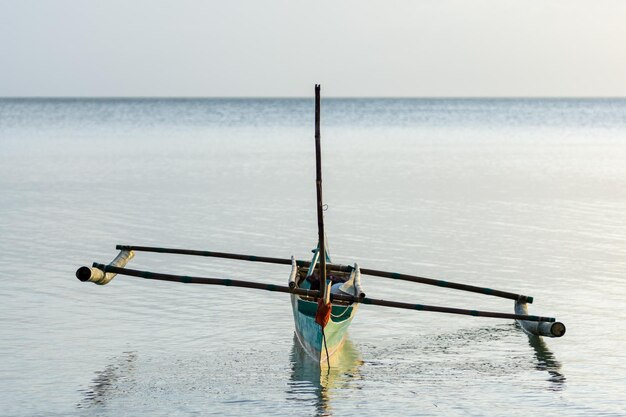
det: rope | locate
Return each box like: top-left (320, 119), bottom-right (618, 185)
top-left (321, 328), bottom-right (330, 368)
top-left (330, 304), bottom-right (351, 318)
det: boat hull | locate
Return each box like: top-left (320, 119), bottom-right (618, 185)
top-left (290, 293), bottom-right (358, 363)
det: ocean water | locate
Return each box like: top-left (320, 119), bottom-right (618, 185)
top-left (1, 98), bottom-right (625, 416)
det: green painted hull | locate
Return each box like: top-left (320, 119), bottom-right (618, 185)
top-left (290, 293), bottom-right (358, 362)
top-left (290, 246), bottom-right (361, 362)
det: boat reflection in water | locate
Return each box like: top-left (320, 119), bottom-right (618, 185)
top-left (527, 334), bottom-right (566, 390)
top-left (287, 334), bottom-right (363, 416)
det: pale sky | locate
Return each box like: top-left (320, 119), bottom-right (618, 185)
top-left (1, 0), bottom-right (625, 97)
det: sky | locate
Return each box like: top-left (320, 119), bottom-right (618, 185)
top-left (1, 0), bottom-right (625, 97)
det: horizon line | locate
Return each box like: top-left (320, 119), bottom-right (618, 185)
top-left (2, 95), bottom-right (626, 100)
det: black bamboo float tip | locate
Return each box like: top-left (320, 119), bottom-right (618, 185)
top-left (76, 266), bottom-right (92, 282)
top-left (87, 263), bottom-right (557, 324)
top-left (116, 244), bottom-right (533, 304)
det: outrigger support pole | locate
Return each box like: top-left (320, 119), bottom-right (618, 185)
top-left (83, 263), bottom-right (562, 328)
top-left (115, 245), bottom-right (534, 304)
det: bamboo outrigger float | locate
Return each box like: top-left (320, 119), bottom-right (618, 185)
top-left (76, 85), bottom-right (565, 366)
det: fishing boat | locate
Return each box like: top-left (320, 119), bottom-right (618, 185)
top-left (289, 246), bottom-right (364, 362)
top-left (76, 84), bottom-right (566, 366)
top-left (288, 85), bottom-right (364, 362)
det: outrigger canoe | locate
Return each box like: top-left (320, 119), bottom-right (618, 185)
top-left (76, 84), bottom-right (565, 366)
top-left (289, 246), bottom-right (364, 362)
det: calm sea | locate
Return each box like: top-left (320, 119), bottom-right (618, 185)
top-left (1, 98), bottom-right (625, 416)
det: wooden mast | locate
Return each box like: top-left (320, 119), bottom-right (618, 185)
top-left (314, 84), bottom-right (329, 303)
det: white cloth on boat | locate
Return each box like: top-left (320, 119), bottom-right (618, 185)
top-left (331, 282), bottom-right (348, 295)
top-left (334, 263), bottom-right (362, 298)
